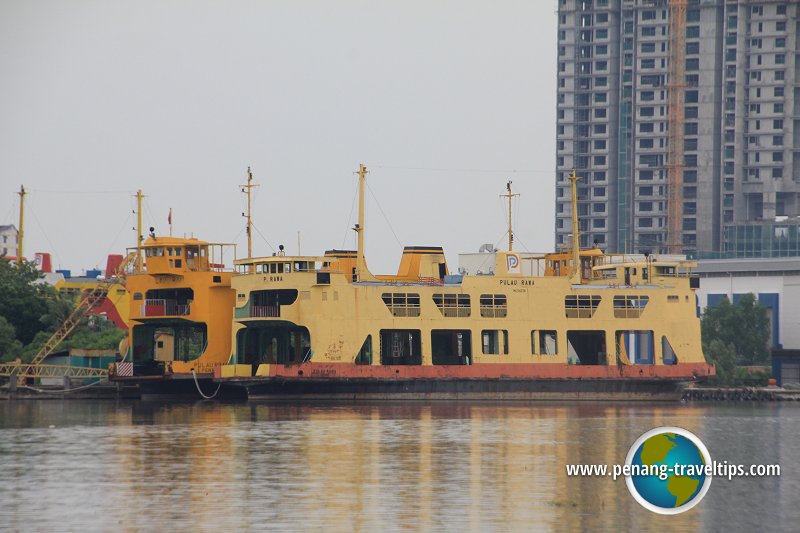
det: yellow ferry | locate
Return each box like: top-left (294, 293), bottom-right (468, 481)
top-left (108, 195), bottom-right (237, 397)
top-left (215, 166), bottom-right (713, 400)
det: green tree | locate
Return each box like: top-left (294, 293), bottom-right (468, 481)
top-left (701, 293), bottom-right (770, 367)
top-left (0, 316), bottom-right (23, 362)
top-left (704, 339), bottom-right (736, 385)
top-left (1, 258), bottom-right (126, 361)
top-left (0, 258), bottom-right (54, 345)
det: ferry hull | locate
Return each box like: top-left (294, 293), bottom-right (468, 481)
top-left (113, 374), bottom-right (218, 400)
top-left (217, 362), bottom-right (712, 401)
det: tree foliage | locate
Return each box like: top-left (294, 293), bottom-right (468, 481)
top-left (0, 259), bottom-right (53, 345)
top-left (701, 293), bottom-right (770, 378)
top-left (0, 258), bottom-right (126, 362)
top-left (0, 316), bottom-right (23, 360)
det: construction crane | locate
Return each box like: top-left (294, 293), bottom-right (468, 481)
top-left (666, 0), bottom-right (687, 254)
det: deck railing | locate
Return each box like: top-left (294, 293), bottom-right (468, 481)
top-left (141, 299), bottom-right (191, 317)
top-left (250, 305), bottom-right (280, 318)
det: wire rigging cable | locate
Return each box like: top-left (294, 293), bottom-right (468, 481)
top-left (369, 165), bottom-right (553, 174)
top-left (366, 179), bottom-right (403, 247)
top-left (341, 175), bottom-right (359, 249)
top-left (27, 189), bottom-right (132, 195)
top-left (28, 198), bottom-right (64, 267)
top-left (251, 222), bottom-right (276, 253)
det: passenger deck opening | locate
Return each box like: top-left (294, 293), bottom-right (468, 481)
top-left (662, 335), bottom-right (677, 365)
top-left (355, 335), bottom-right (372, 365)
top-left (567, 330), bottom-right (606, 365)
top-left (431, 330), bottom-right (472, 365)
top-left (236, 322), bottom-right (311, 367)
top-left (249, 289), bottom-right (298, 318)
top-left (131, 322), bottom-right (207, 364)
top-left (616, 330), bottom-right (655, 365)
top-left (380, 330), bottom-right (421, 365)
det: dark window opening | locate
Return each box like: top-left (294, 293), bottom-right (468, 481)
top-left (431, 330), bottom-right (472, 365)
top-left (482, 330), bottom-right (508, 355)
top-left (355, 335), bottom-right (372, 365)
top-left (479, 294), bottom-right (508, 318)
top-left (533, 330), bottom-right (558, 355)
top-left (613, 295), bottom-right (650, 318)
top-left (236, 323), bottom-right (311, 366)
top-left (380, 330), bottom-right (422, 365)
top-left (381, 293), bottom-right (421, 317)
top-left (567, 330), bottom-right (606, 365)
top-left (132, 322), bottom-right (207, 364)
top-left (249, 289), bottom-right (298, 318)
top-left (662, 335), bottom-right (677, 365)
top-left (143, 288), bottom-right (194, 316)
top-left (564, 295), bottom-right (602, 318)
top-left (616, 330), bottom-right (655, 364)
top-left (433, 293), bottom-right (471, 317)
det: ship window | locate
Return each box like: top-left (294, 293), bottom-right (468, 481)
top-left (381, 293), bottom-right (421, 317)
top-left (613, 295), bottom-right (649, 318)
top-left (355, 335), bottom-right (372, 365)
top-left (175, 247), bottom-right (182, 256)
top-left (482, 330), bottom-right (508, 355)
top-left (567, 330), bottom-right (606, 365)
top-left (564, 295), bottom-right (601, 318)
top-left (433, 293), bottom-right (471, 317)
top-left (294, 261), bottom-right (315, 272)
top-left (277, 263), bottom-right (284, 273)
top-left (616, 330), bottom-right (655, 364)
top-left (431, 330), bottom-right (472, 365)
top-left (380, 330), bottom-right (421, 365)
top-left (532, 330), bottom-right (558, 355)
top-left (662, 336), bottom-right (677, 365)
top-left (270, 263), bottom-right (277, 274)
top-left (479, 294), bottom-right (508, 318)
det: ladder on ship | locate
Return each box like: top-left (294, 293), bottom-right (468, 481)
top-left (390, 333), bottom-right (404, 358)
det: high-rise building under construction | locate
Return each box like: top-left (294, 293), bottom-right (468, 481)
top-left (555, 0), bottom-right (799, 257)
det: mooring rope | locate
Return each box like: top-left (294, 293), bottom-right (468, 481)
top-left (191, 369), bottom-right (221, 399)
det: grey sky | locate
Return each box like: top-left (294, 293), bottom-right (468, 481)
top-left (1, 0), bottom-right (557, 274)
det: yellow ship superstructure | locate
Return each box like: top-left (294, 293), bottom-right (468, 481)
top-left (217, 166), bottom-right (713, 400)
top-left (111, 236), bottom-right (236, 384)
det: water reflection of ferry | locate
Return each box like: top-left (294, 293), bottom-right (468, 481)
top-left (216, 166), bottom-right (713, 400)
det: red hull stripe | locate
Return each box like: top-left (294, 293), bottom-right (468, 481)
top-left (260, 362), bottom-right (714, 380)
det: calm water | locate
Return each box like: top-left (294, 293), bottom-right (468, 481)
top-left (0, 400), bottom-right (797, 532)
